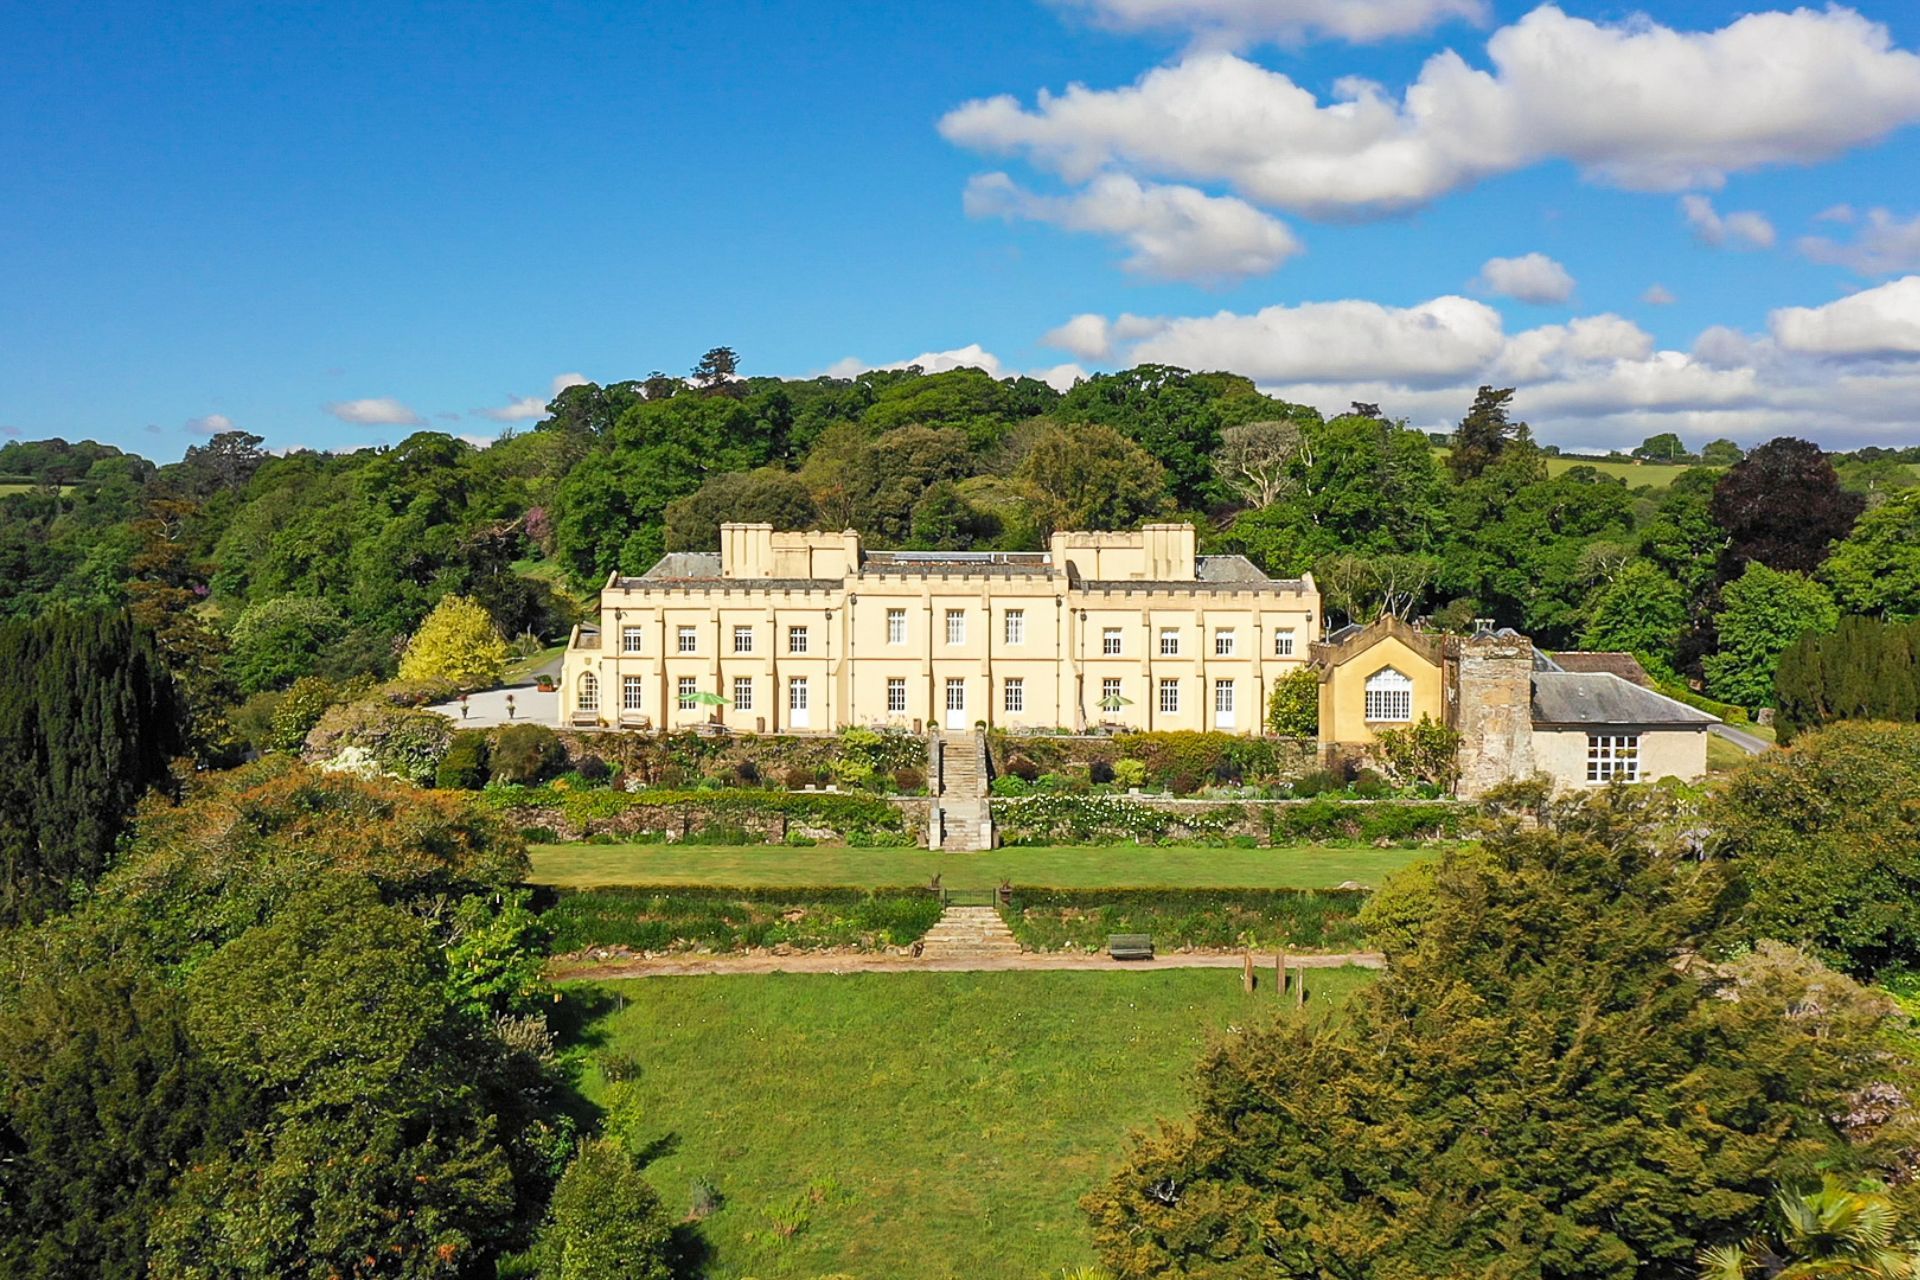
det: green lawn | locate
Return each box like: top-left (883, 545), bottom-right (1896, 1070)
top-left (1544, 456), bottom-right (1702, 487)
top-left (566, 968), bottom-right (1372, 1278)
top-left (529, 842), bottom-right (1427, 890)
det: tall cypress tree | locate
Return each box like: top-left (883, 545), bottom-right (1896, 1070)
top-left (1775, 617), bottom-right (1920, 741)
top-left (0, 610), bottom-right (183, 923)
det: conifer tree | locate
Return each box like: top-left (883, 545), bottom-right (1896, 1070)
top-left (0, 610), bottom-right (182, 923)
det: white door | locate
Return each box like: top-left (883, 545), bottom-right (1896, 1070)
top-left (1213, 679), bottom-right (1235, 729)
top-left (789, 677), bottom-right (810, 729)
top-left (944, 677), bottom-right (967, 730)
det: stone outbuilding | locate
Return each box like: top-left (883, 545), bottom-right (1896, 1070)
top-left (1312, 616), bottom-right (1717, 797)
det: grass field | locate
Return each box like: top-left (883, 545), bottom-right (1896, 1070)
top-left (1543, 456), bottom-right (1702, 487)
top-left (529, 842), bottom-right (1427, 890)
top-left (567, 967), bottom-right (1372, 1278)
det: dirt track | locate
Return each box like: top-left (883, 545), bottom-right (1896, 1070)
top-left (548, 948), bottom-right (1385, 980)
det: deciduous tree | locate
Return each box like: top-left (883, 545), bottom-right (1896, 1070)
top-left (397, 594), bottom-right (510, 690)
top-left (1701, 563), bottom-right (1838, 709)
top-left (1710, 438), bottom-right (1863, 580)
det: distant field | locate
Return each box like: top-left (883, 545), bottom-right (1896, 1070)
top-left (562, 967), bottom-right (1374, 1279)
top-left (1544, 456), bottom-right (1704, 487)
top-left (0, 482), bottom-right (74, 496)
top-left (528, 842), bottom-right (1427, 889)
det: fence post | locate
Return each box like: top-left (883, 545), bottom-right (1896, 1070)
top-left (1242, 950), bottom-right (1254, 993)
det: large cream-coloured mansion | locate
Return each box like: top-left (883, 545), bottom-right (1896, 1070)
top-left (556, 522), bottom-right (1718, 793)
top-left (560, 523), bottom-right (1318, 735)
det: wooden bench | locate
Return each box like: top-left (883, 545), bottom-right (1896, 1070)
top-left (1108, 933), bottom-right (1154, 961)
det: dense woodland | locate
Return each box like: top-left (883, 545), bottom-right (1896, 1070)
top-left (5, 354), bottom-right (1920, 752)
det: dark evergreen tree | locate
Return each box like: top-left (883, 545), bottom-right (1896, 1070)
top-left (1774, 616), bottom-right (1920, 740)
top-left (0, 610), bottom-right (182, 922)
top-left (1445, 385), bottom-right (1529, 481)
top-left (0, 955), bottom-right (246, 1280)
top-left (1085, 788), bottom-right (1914, 1279)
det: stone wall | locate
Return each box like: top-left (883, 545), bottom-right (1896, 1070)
top-left (1451, 633), bottom-right (1536, 799)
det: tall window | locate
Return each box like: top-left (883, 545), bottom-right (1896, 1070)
top-left (677, 625), bottom-right (697, 654)
top-left (1214, 679), bottom-right (1235, 715)
top-left (1004, 609), bottom-right (1025, 644)
top-left (1003, 678), bottom-right (1024, 713)
top-left (1102, 627), bottom-right (1123, 655)
top-left (788, 677), bottom-right (808, 711)
top-left (577, 671), bottom-right (598, 712)
top-left (1273, 628), bottom-right (1295, 657)
top-left (1101, 677), bottom-right (1122, 701)
top-left (732, 625), bottom-right (753, 653)
top-left (788, 625), bottom-right (809, 654)
top-left (887, 608), bottom-right (906, 644)
top-left (1158, 678), bottom-right (1180, 714)
top-left (887, 677), bottom-right (907, 713)
top-left (676, 676), bottom-right (697, 710)
top-left (1214, 629), bottom-right (1236, 657)
top-left (945, 678), bottom-right (966, 712)
top-left (622, 675), bottom-right (642, 710)
top-left (621, 626), bottom-right (643, 653)
top-left (732, 677), bottom-right (753, 711)
top-left (1159, 628), bottom-right (1180, 656)
top-left (1587, 735), bottom-right (1641, 783)
top-left (945, 610), bottom-right (966, 645)
top-left (1364, 668), bottom-right (1413, 722)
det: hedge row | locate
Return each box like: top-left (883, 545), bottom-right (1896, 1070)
top-left (1003, 887), bottom-right (1368, 953)
top-left (993, 795), bottom-right (1461, 846)
top-left (540, 886), bottom-right (943, 954)
top-left (477, 784), bottom-right (907, 832)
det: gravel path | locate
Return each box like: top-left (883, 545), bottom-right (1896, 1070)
top-left (549, 948), bottom-right (1385, 980)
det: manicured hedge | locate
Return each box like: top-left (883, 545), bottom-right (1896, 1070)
top-left (1003, 886), bottom-right (1368, 953)
top-left (994, 795), bottom-right (1461, 846)
top-left (478, 784), bottom-right (907, 833)
top-left (540, 885), bottom-right (942, 954)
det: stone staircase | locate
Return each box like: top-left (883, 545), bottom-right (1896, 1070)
top-left (918, 904), bottom-right (1021, 960)
top-left (930, 728), bottom-right (995, 851)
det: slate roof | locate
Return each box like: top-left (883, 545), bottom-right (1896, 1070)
top-left (1531, 671), bottom-right (1718, 727)
top-left (634, 552), bottom-right (722, 580)
top-left (1546, 651), bottom-right (1654, 687)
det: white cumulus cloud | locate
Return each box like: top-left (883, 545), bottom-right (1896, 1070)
top-left (184, 413), bottom-right (236, 436)
top-left (1126, 295), bottom-right (1508, 386)
top-left (1681, 195), bottom-right (1776, 249)
top-left (1054, 284), bottom-right (1920, 450)
top-left (964, 171), bottom-right (1300, 283)
top-left (475, 371), bottom-right (593, 422)
top-left (1799, 208), bottom-right (1920, 276)
top-left (1048, 0), bottom-right (1488, 47)
top-left (1474, 252), bottom-right (1575, 304)
top-left (1770, 275), bottom-right (1920, 356)
top-left (1041, 312), bottom-right (1166, 361)
top-left (1643, 284), bottom-right (1678, 305)
top-left (940, 5), bottom-right (1920, 219)
top-left (325, 397), bottom-right (426, 427)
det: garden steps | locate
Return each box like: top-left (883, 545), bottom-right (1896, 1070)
top-left (931, 728), bottom-right (995, 851)
top-left (919, 905), bottom-right (1022, 960)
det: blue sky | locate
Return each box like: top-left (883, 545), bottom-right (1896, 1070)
top-left (3, 0), bottom-right (1920, 458)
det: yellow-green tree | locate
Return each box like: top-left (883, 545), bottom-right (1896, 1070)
top-left (396, 595), bottom-right (509, 690)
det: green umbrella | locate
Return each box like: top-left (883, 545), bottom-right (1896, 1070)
top-left (685, 690), bottom-right (731, 707)
top-left (1098, 692), bottom-right (1133, 712)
